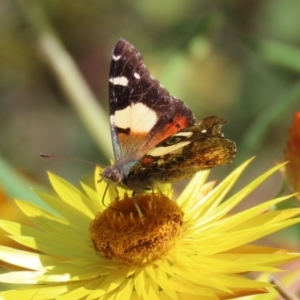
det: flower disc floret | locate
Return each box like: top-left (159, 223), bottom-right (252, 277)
top-left (90, 192), bottom-right (183, 265)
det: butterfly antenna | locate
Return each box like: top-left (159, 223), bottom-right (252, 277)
top-left (39, 153), bottom-right (105, 168)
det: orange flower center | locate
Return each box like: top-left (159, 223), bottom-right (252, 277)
top-left (89, 193), bottom-right (183, 265)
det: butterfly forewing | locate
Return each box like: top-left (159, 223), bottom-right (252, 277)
top-left (109, 39), bottom-right (196, 162)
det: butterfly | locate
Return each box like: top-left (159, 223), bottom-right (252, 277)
top-left (102, 39), bottom-right (236, 193)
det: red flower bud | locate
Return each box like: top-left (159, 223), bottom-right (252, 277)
top-left (284, 112), bottom-right (300, 196)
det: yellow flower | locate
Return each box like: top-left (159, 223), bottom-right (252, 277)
top-left (0, 159), bottom-right (300, 300)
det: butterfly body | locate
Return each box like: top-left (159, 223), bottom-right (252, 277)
top-left (102, 39), bottom-right (236, 192)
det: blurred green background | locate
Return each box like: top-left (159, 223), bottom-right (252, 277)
top-left (0, 1), bottom-right (300, 229)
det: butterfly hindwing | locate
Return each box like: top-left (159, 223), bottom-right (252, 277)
top-left (109, 39), bottom-right (196, 162)
top-left (124, 116), bottom-right (236, 190)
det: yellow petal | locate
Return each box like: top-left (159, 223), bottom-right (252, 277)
top-left (48, 172), bottom-right (95, 219)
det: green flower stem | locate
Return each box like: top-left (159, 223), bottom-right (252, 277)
top-left (0, 153), bottom-right (54, 212)
top-left (14, 0), bottom-right (113, 160)
top-left (238, 81), bottom-right (300, 163)
top-left (257, 40), bottom-right (300, 73)
top-left (269, 275), bottom-right (298, 300)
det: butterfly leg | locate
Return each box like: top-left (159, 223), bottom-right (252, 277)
top-left (101, 184), bottom-right (110, 209)
top-left (132, 191), bottom-right (145, 225)
top-left (114, 187), bottom-right (119, 198)
top-left (101, 184), bottom-right (122, 213)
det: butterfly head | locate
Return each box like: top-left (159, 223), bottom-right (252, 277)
top-left (102, 165), bottom-right (123, 186)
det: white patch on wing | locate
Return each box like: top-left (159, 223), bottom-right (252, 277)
top-left (109, 76), bottom-right (128, 86)
top-left (173, 132), bottom-right (193, 138)
top-left (110, 115), bottom-right (116, 125)
top-left (201, 129), bottom-right (207, 133)
top-left (134, 72), bottom-right (140, 79)
top-left (115, 103), bottom-right (157, 132)
top-left (148, 141), bottom-right (191, 157)
top-left (112, 54), bottom-right (121, 60)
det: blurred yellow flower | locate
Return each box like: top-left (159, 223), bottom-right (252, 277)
top-left (0, 159), bottom-right (300, 300)
top-left (284, 112), bottom-right (300, 199)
